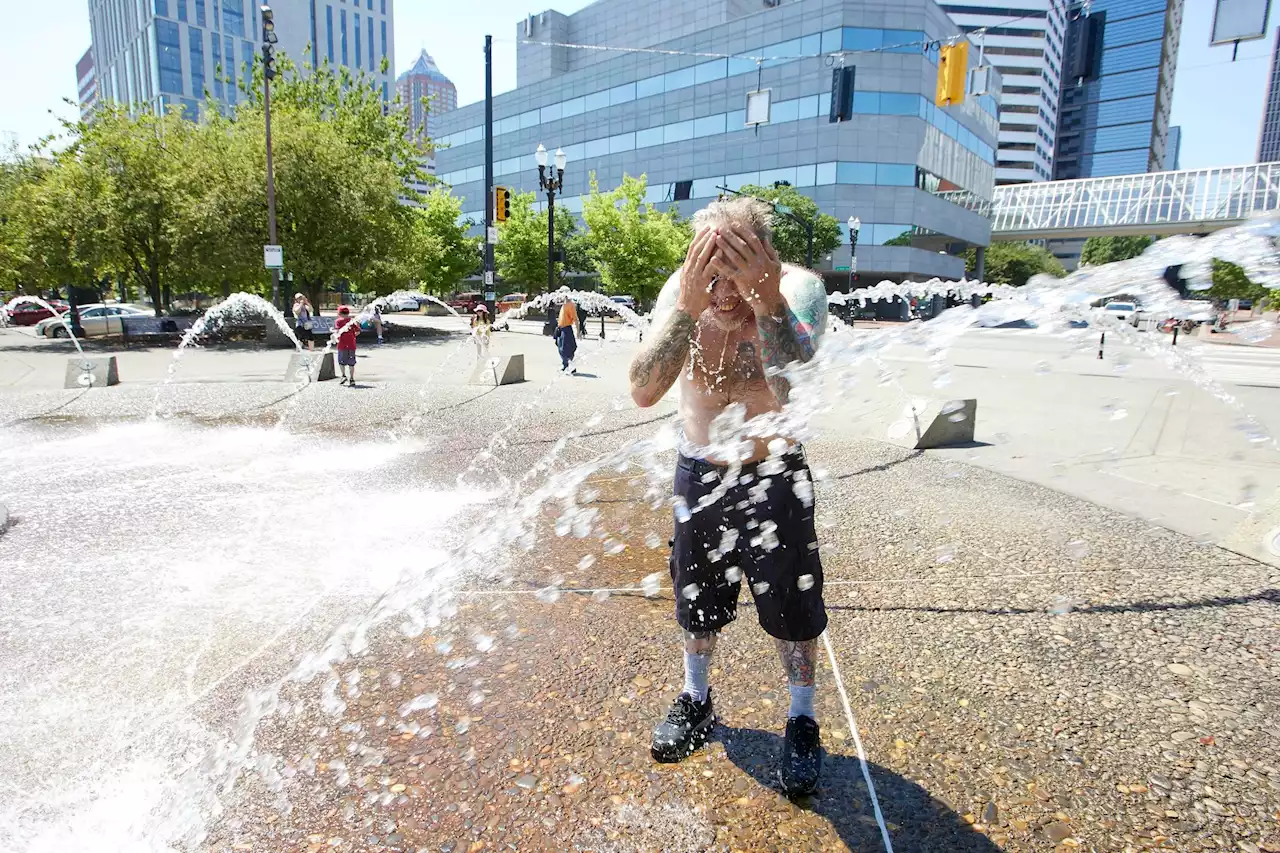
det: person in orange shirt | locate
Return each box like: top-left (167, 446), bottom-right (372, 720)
top-left (554, 297), bottom-right (578, 373)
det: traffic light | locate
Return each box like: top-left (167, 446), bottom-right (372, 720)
top-left (829, 66), bottom-right (855, 122)
top-left (494, 186), bottom-right (511, 223)
top-left (262, 44), bottom-right (277, 80)
top-left (261, 4), bottom-right (278, 79)
top-left (936, 41), bottom-right (969, 106)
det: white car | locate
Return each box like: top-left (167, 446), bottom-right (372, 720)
top-left (36, 304), bottom-right (150, 338)
top-left (391, 296), bottom-right (421, 311)
top-left (1103, 301), bottom-right (1138, 325)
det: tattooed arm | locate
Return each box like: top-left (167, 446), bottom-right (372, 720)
top-left (629, 309), bottom-right (697, 407)
top-left (756, 307), bottom-right (813, 404)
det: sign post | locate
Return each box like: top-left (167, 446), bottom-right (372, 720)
top-left (264, 245), bottom-right (284, 269)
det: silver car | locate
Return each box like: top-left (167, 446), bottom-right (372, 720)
top-left (36, 304), bottom-right (150, 338)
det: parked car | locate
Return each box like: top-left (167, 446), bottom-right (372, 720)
top-left (5, 300), bottom-right (68, 325)
top-left (1103, 301), bottom-right (1139, 326)
top-left (388, 296), bottom-right (420, 311)
top-left (448, 291), bottom-right (484, 313)
top-left (610, 294), bottom-right (637, 314)
top-left (36, 304), bottom-right (150, 338)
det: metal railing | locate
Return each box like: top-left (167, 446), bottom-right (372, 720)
top-left (942, 162), bottom-right (1280, 239)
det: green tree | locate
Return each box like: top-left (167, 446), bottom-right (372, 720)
top-left (1206, 259), bottom-right (1267, 303)
top-left (494, 191), bottom-right (583, 292)
top-left (581, 174), bottom-right (689, 305)
top-left (964, 241), bottom-right (1065, 286)
top-left (734, 184), bottom-right (841, 267)
top-left (1079, 235), bottom-right (1154, 266)
top-left (405, 189), bottom-right (480, 295)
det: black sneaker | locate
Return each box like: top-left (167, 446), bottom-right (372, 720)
top-left (780, 715), bottom-right (822, 795)
top-left (650, 691), bottom-right (714, 763)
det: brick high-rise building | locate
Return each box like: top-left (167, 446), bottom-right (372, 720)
top-left (396, 50), bottom-right (457, 141)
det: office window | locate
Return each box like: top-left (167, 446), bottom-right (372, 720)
top-left (355, 14), bottom-right (361, 68)
top-left (694, 59), bottom-right (726, 84)
top-left (243, 40), bottom-right (252, 75)
top-left (367, 0), bottom-right (372, 7)
top-left (341, 9), bottom-right (347, 66)
top-left (156, 19), bottom-right (183, 94)
top-left (836, 162), bottom-right (876, 184)
top-left (212, 32), bottom-right (223, 98)
top-left (584, 90), bottom-right (610, 111)
top-left (222, 0), bottom-right (243, 37)
top-left (381, 20), bottom-right (386, 62)
top-left (195, 0), bottom-right (205, 25)
top-left (326, 5), bottom-right (334, 64)
top-left (381, 0), bottom-right (386, 11)
top-left (636, 75), bottom-right (664, 99)
top-left (189, 28), bottom-right (205, 96)
top-left (636, 126), bottom-right (664, 148)
top-left (224, 35), bottom-right (235, 102)
top-left (694, 114), bottom-right (726, 137)
top-left (664, 120), bottom-right (694, 143)
top-left (178, 0), bottom-right (187, 21)
top-left (609, 82), bottom-right (635, 105)
top-left (664, 66), bottom-right (696, 92)
top-left (368, 20), bottom-right (374, 70)
top-left (310, 0), bottom-right (317, 68)
top-left (155, 0), bottom-right (169, 15)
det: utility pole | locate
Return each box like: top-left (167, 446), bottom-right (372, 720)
top-left (483, 35), bottom-right (495, 317)
top-left (262, 5), bottom-right (282, 309)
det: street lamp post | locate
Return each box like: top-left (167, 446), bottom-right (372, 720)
top-left (847, 216), bottom-right (861, 294)
top-left (261, 5), bottom-right (281, 310)
top-left (535, 143), bottom-right (567, 300)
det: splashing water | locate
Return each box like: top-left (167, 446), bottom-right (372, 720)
top-left (3, 296), bottom-right (86, 356)
top-left (5, 217), bottom-right (1280, 850)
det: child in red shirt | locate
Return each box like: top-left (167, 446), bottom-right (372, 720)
top-left (335, 305), bottom-right (359, 386)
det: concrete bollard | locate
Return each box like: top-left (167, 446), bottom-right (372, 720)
top-left (0, 501), bottom-right (9, 535)
top-left (470, 354), bottom-right (525, 386)
top-left (914, 399), bottom-right (977, 450)
top-left (64, 356), bottom-right (119, 389)
top-left (286, 351), bottom-right (335, 383)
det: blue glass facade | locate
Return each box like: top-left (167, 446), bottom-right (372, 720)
top-left (355, 14), bottom-right (362, 68)
top-left (190, 28), bottom-right (205, 97)
top-left (156, 19), bottom-right (184, 94)
top-left (310, 0), bottom-right (318, 68)
top-left (326, 5), bottom-right (334, 64)
top-left (340, 9), bottom-right (348, 66)
top-left (221, 0), bottom-right (243, 38)
top-left (1054, 0), bottom-right (1182, 179)
top-left (1259, 29), bottom-right (1280, 161)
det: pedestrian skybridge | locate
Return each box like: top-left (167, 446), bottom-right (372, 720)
top-left (942, 162), bottom-right (1280, 240)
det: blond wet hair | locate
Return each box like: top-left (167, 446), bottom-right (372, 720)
top-left (692, 196), bottom-right (774, 243)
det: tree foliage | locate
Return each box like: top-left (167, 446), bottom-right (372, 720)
top-left (494, 190), bottom-right (586, 292)
top-left (1206, 259), bottom-right (1267, 303)
top-left (734, 184), bottom-right (842, 267)
top-left (964, 241), bottom-right (1066, 286)
top-left (1079, 235), bottom-right (1154, 267)
top-left (580, 174), bottom-right (689, 305)
top-left (405, 190), bottom-right (480, 295)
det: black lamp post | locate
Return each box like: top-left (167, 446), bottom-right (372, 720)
top-left (847, 216), bottom-right (861, 294)
top-left (261, 4), bottom-right (281, 309)
top-left (536, 144), bottom-right (567, 298)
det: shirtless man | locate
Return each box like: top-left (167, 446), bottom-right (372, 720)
top-left (629, 197), bottom-right (827, 795)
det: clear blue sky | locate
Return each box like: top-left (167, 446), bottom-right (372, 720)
top-left (0, 0), bottom-right (1273, 170)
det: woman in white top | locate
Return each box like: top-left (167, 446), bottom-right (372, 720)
top-left (292, 293), bottom-right (315, 351)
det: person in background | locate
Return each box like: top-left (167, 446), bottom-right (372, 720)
top-left (555, 297), bottom-right (578, 373)
top-left (471, 304), bottom-right (492, 356)
top-left (335, 305), bottom-right (360, 386)
top-left (372, 303), bottom-right (384, 345)
top-left (293, 293), bottom-right (315, 351)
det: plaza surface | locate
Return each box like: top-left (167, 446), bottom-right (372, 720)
top-left (0, 316), bottom-right (1278, 852)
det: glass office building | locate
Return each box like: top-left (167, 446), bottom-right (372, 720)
top-left (1053, 0), bottom-right (1183, 179)
top-left (1259, 29), bottom-right (1280, 162)
top-left (86, 0), bottom-right (394, 120)
top-left (433, 0), bottom-right (1002, 283)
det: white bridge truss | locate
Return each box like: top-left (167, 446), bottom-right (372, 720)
top-left (942, 162), bottom-right (1280, 240)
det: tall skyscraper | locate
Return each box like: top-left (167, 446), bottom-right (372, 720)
top-left (1258, 28), bottom-right (1280, 161)
top-left (396, 50), bottom-right (457, 141)
top-left (942, 0), bottom-right (1069, 184)
top-left (1053, 0), bottom-right (1183, 179)
top-left (85, 0), bottom-right (395, 120)
top-left (1166, 124), bottom-right (1181, 169)
top-left (76, 48), bottom-right (99, 122)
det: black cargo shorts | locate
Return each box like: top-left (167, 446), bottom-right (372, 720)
top-left (668, 449), bottom-right (827, 642)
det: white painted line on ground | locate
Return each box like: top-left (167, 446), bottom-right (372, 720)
top-left (1099, 469), bottom-right (1247, 511)
top-left (822, 629), bottom-right (895, 853)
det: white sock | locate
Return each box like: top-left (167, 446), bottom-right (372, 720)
top-left (789, 684), bottom-right (815, 719)
top-left (682, 651), bottom-right (710, 703)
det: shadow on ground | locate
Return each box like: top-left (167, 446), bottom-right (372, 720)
top-left (719, 725), bottom-right (1003, 852)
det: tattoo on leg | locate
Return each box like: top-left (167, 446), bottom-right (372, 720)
top-left (775, 638), bottom-right (817, 686)
top-left (684, 629), bottom-right (718, 655)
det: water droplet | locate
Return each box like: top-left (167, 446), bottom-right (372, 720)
top-left (645, 532), bottom-right (664, 549)
top-left (468, 690), bottom-right (485, 706)
top-left (797, 574), bottom-right (815, 591)
top-left (455, 717), bottom-right (471, 735)
top-left (398, 694), bottom-right (438, 716)
top-left (759, 519), bottom-right (779, 551)
top-left (641, 573), bottom-right (663, 597)
top-left (724, 565), bottom-right (742, 583)
top-left (936, 544), bottom-right (955, 564)
top-left (932, 372), bottom-right (952, 388)
top-left (888, 420), bottom-right (912, 439)
top-left (578, 554), bottom-right (597, 571)
top-left (1066, 539), bottom-right (1089, 559)
top-left (434, 639), bottom-right (453, 655)
top-left (1048, 596), bottom-right (1075, 616)
top-left (1035, 360), bottom-right (1051, 376)
top-left (947, 411), bottom-right (967, 423)
top-left (767, 437), bottom-right (790, 457)
top-left (474, 634), bottom-right (495, 653)
top-left (681, 583), bottom-right (701, 600)
top-left (604, 539), bottom-right (626, 555)
top-left (592, 588), bottom-right (611, 602)
top-left (752, 581), bottom-right (771, 595)
top-left (515, 773), bottom-right (539, 790)
top-left (719, 528), bottom-right (739, 553)
top-left (994, 432), bottom-right (1011, 444)
top-left (1238, 480), bottom-right (1259, 509)
top-left (1110, 408), bottom-right (1128, 421)
top-left (672, 498), bottom-right (692, 523)
top-left (535, 586), bottom-right (561, 603)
